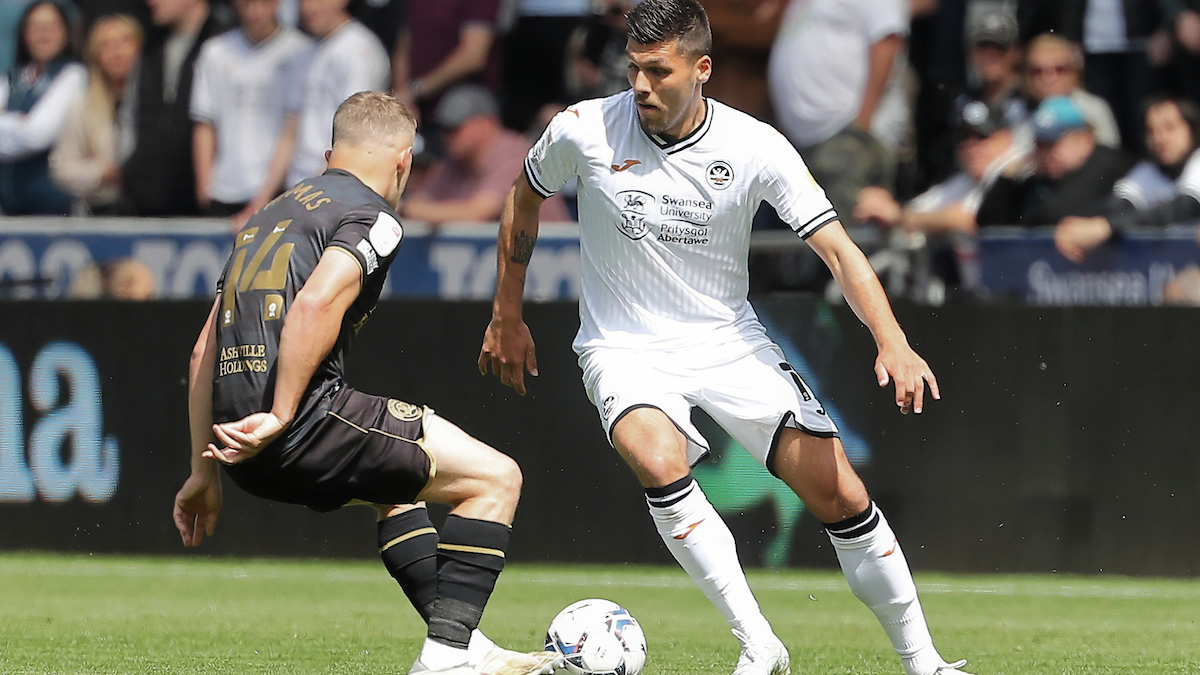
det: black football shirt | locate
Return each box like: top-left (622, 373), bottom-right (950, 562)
top-left (211, 169), bottom-right (405, 444)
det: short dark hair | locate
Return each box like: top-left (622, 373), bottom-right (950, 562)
top-left (1143, 94), bottom-right (1200, 148)
top-left (626, 0), bottom-right (711, 60)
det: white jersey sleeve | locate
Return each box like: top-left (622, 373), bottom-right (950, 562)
top-left (1177, 150), bottom-right (1200, 202)
top-left (754, 127), bottom-right (839, 239)
top-left (189, 39), bottom-right (219, 124)
top-left (524, 105), bottom-right (586, 198)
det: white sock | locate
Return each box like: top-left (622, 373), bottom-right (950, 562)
top-left (466, 630), bottom-right (495, 666)
top-left (417, 637), bottom-right (470, 670)
top-left (825, 502), bottom-right (944, 674)
top-left (647, 476), bottom-right (775, 641)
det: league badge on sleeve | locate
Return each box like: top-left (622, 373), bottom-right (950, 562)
top-left (368, 211), bottom-right (404, 257)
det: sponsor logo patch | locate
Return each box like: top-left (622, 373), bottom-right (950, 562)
top-left (387, 399), bottom-right (423, 422)
top-left (615, 190), bottom-right (652, 240)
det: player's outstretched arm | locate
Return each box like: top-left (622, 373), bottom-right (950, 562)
top-left (174, 296), bottom-right (223, 547)
top-left (206, 250), bottom-right (362, 465)
top-left (479, 175), bottom-right (546, 395)
top-left (806, 221), bottom-right (940, 414)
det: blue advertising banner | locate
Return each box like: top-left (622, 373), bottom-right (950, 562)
top-left (978, 226), bottom-right (1200, 305)
top-left (0, 218), bottom-right (581, 301)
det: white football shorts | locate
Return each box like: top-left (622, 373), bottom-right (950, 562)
top-left (578, 341), bottom-right (839, 474)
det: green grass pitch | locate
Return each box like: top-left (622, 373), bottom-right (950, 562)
top-left (1, 553), bottom-right (1198, 674)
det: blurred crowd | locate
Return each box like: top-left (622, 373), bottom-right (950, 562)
top-left (3, 0), bottom-right (1200, 297)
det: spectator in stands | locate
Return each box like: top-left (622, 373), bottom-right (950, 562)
top-left (1020, 33), bottom-right (1121, 150)
top-left (401, 84), bottom-right (570, 225)
top-left (856, 99), bottom-right (1025, 237)
top-left (855, 99), bottom-right (1027, 292)
top-left (391, 0), bottom-right (501, 125)
top-left (1018, 0), bottom-right (1169, 154)
top-left (286, 0), bottom-right (388, 188)
top-left (120, 0), bottom-right (234, 216)
top-left (919, 9), bottom-right (1027, 191)
top-left (1056, 96), bottom-right (1200, 262)
top-left (977, 96), bottom-right (1133, 227)
top-left (0, 0), bottom-right (86, 216)
top-left (501, 0), bottom-right (590, 134)
top-left (964, 11), bottom-right (1026, 130)
top-left (191, 0), bottom-right (311, 224)
top-left (767, 0), bottom-right (909, 220)
top-left (50, 13), bottom-right (141, 214)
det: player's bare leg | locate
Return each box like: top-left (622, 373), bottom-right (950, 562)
top-left (612, 407), bottom-right (790, 675)
top-left (772, 429), bottom-right (972, 675)
top-left (395, 414), bottom-right (560, 675)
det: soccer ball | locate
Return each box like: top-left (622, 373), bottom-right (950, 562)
top-left (544, 598), bottom-right (647, 675)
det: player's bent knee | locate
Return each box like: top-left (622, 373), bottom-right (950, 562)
top-left (807, 488), bottom-right (870, 524)
top-left (489, 452), bottom-right (523, 499)
top-left (623, 448), bottom-right (690, 488)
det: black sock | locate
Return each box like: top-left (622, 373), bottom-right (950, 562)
top-left (427, 514), bottom-right (510, 649)
top-left (377, 508), bottom-right (439, 623)
top-left (822, 501), bottom-right (881, 539)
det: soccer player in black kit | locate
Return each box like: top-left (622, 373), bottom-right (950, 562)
top-left (172, 92), bottom-right (561, 675)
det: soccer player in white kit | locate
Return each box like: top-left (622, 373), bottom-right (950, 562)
top-left (479, 2), bottom-right (973, 674)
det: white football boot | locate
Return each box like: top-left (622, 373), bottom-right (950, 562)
top-left (904, 651), bottom-right (975, 675)
top-left (475, 645), bottom-right (564, 675)
top-left (926, 659), bottom-right (974, 675)
top-left (731, 629), bottom-right (791, 675)
top-left (407, 657), bottom-right (478, 675)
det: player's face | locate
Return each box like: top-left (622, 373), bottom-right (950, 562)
top-left (626, 38), bottom-right (710, 140)
top-left (1145, 102), bottom-right (1194, 169)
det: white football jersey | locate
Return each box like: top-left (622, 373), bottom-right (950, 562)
top-left (191, 26), bottom-right (313, 203)
top-left (287, 20), bottom-right (390, 187)
top-left (525, 90), bottom-right (838, 356)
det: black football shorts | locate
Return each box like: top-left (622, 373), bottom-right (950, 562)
top-left (223, 384), bottom-right (434, 512)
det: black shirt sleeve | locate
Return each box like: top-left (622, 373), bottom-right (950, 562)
top-left (326, 206), bottom-right (406, 285)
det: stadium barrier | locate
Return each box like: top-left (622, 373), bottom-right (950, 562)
top-left (5, 218), bottom-right (1199, 305)
top-left (1, 298), bottom-right (1195, 576)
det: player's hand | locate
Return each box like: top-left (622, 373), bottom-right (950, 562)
top-left (204, 412), bottom-right (287, 465)
top-left (173, 471), bottom-right (222, 547)
top-left (874, 340), bottom-right (939, 415)
top-left (478, 316), bottom-right (538, 395)
top-left (1055, 216), bottom-right (1112, 263)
